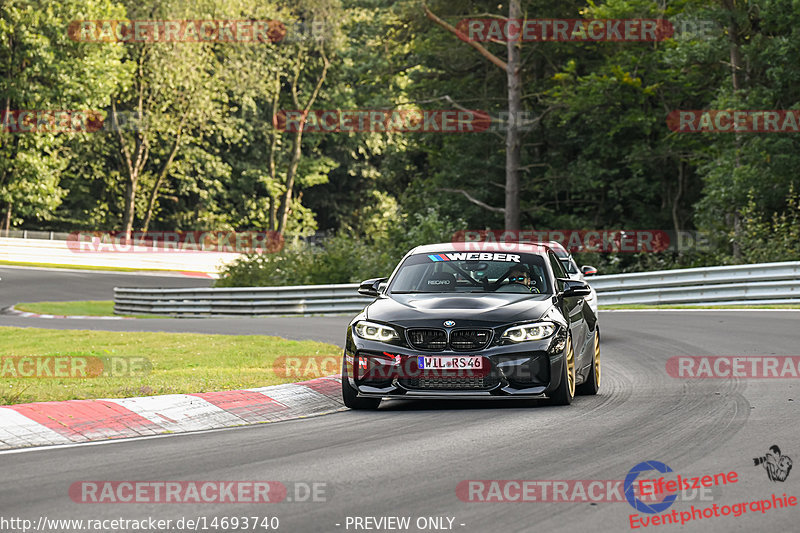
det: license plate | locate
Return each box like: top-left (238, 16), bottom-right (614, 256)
top-left (417, 356), bottom-right (483, 370)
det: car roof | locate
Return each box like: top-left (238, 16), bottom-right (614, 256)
top-left (411, 242), bottom-right (552, 255)
top-left (542, 240), bottom-right (570, 258)
top-left (512, 239), bottom-right (570, 258)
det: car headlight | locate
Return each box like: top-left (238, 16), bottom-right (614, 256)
top-left (501, 322), bottom-right (556, 342)
top-left (353, 321), bottom-right (399, 342)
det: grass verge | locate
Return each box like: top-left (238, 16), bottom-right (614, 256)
top-left (0, 259), bottom-right (196, 273)
top-left (21, 300), bottom-right (800, 317)
top-left (12, 300), bottom-right (171, 318)
top-left (599, 304), bottom-right (800, 310)
top-left (0, 326), bottom-right (341, 405)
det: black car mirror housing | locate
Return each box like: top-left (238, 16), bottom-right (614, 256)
top-left (561, 279), bottom-right (591, 297)
top-left (358, 277), bottom-right (388, 297)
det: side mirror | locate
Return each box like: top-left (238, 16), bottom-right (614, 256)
top-left (561, 279), bottom-right (591, 297)
top-left (581, 265), bottom-right (598, 276)
top-left (358, 277), bottom-right (387, 297)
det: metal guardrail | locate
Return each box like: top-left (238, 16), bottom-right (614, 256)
top-left (113, 261), bottom-right (800, 316)
top-left (114, 284), bottom-right (373, 316)
top-left (0, 229), bottom-right (73, 240)
top-left (590, 262), bottom-right (800, 306)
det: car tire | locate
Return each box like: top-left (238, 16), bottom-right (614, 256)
top-left (341, 357), bottom-right (381, 410)
top-left (577, 329), bottom-right (600, 396)
top-left (548, 335), bottom-right (575, 406)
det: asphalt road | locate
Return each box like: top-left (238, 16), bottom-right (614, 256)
top-left (2, 311), bottom-right (799, 532)
top-left (0, 266), bottom-right (346, 343)
top-left (1, 268), bottom-right (798, 532)
top-left (0, 266), bottom-right (213, 306)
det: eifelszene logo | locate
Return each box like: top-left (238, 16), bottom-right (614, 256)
top-left (625, 461), bottom-right (678, 514)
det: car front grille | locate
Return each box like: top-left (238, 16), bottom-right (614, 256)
top-left (406, 328), bottom-right (493, 351)
top-left (407, 329), bottom-right (447, 350)
top-left (401, 376), bottom-right (500, 390)
top-left (450, 329), bottom-right (492, 351)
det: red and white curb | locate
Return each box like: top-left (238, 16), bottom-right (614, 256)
top-left (177, 271), bottom-right (216, 279)
top-left (0, 376), bottom-right (344, 450)
top-left (4, 306), bottom-right (133, 320)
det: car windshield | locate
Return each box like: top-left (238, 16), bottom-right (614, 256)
top-left (389, 252), bottom-right (551, 294)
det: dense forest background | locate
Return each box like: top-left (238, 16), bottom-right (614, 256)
top-left (1, 0), bottom-right (799, 285)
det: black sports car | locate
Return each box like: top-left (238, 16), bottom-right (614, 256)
top-left (341, 242), bottom-right (601, 409)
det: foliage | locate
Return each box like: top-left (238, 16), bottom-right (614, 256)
top-left (217, 207), bottom-right (465, 286)
top-left (735, 187), bottom-right (800, 264)
top-left (3, 0), bottom-right (800, 281)
top-left (0, 0), bottom-right (128, 223)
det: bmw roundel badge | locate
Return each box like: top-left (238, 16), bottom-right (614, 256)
top-left (443, 320), bottom-right (456, 327)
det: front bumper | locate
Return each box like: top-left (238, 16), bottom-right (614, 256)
top-left (343, 332), bottom-right (568, 400)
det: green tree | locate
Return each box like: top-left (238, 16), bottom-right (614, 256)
top-left (0, 0), bottom-right (128, 230)
top-left (111, 0), bottom-right (234, 235)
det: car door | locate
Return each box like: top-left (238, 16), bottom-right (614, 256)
top-left (548, 252), bottom-right (589, 361)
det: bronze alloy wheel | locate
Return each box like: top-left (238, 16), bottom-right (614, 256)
top-left (576, 329), bottom-right (601, 396)
top-left (566, 336), bottom-right (576, 398)
top-left (594, 330), bottom-right (601, 387)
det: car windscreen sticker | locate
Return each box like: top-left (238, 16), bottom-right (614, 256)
top-left (428, 252), bottom-right (520, 262)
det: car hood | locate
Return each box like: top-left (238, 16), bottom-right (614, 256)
top-left (365, 292), bottom-right (554, 328)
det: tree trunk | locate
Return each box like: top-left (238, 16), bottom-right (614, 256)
top-left (275, 51), bottom-right (329, 236)
top-left (121, 179), bottom-right (137, 237)
top-left (3, 203), bottom-right (11, 234)
top-left (277, 130), bottom-right (303, 234)
top-left (141, 131), bottom-right (183, 232)
top-left (723, 0), bottom-right (744, 260)
top-left (422, 3), bottom-right (513, 220)
top-left (267, 78), bottom-right (280, 233)
top-left (113, 99), bottom-right (148, 240)
top-left (268, 196), bottom-right (276, 231)
top-left (672, 159), bottom-right (683, 235)
top-left (141, 179), bottom-right (160, 233)
top-left (504, 0), bottom-right (522, 230)
top-left (726, 2), bottom-right (743, 92)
